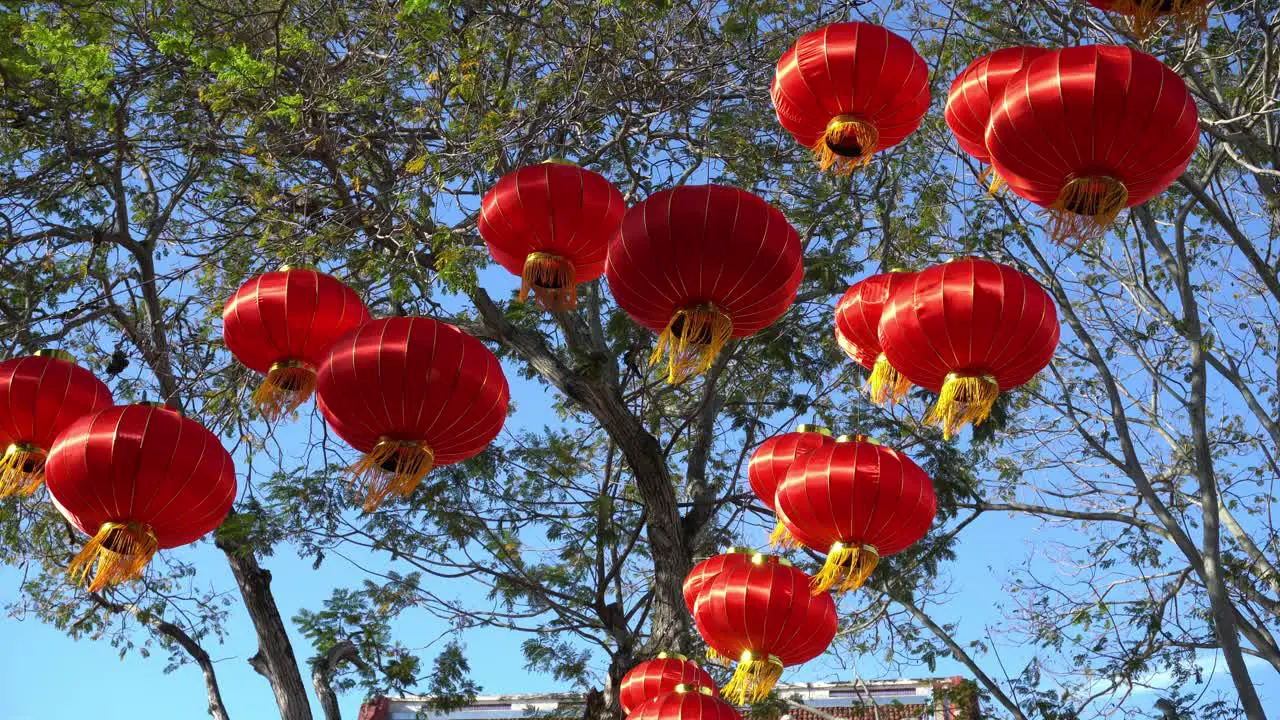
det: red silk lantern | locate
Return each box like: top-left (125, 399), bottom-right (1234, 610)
top-left (1086, 0), bottom-right (1208, 38)
top-left (45, 403), bottom-right (236, 591)
top-left (479, 162), bottom-right (626, 311)
top-left (316, 317), bottom-right (509, 511)
top-left (223, 267), bottom-right (370, 421)
top-left (626, 686), bottom-right (741, 720)
top-left (0, 350), bottom-right (112, 497)
top-left (834, 271), bottom-right (916, 404)
top-left (944, 46), bottom-right (1050, 191)
top-left (772, 22), bottom-right (930, 173)
top-left (693, 556), bottom-right (837, 703)
top-left (747, 426), bottom-right (833, 548)
top-left (986, 45), bottom-right (1199, 242)
top-left (775, 436), bottom-right (936, 594)
top-left (620, 653), bottom-right (718, 715)
top-left (605, 185), bottom-right (803, 383)
top-left (878, 258), bottom-right (1060, 438)
top-left (683, 548), bottom-right (754, 614)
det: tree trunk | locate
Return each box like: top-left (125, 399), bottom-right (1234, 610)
top-left (313, 640), bottom-right (367, 720)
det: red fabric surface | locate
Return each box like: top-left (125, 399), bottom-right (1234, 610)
top-left (45, 404), bottom-right (236, 547)
top-left (986, 45), bottom-right (1199, 210)
top-left (479, 163), bottom-right (625, 283)
top-left (771, 22), bottom-right (930, 153)
top-left (747, 429), bottom-right (834, 512)
top-left (0, 355), bottom-right (112, 451)
top-left (625, 691), bottom-right (742, 720)
top-left (775, 439), bottom-right (936, 557)
top-left (620, 657), bottom-right (718, 715)
top-left (878, 258), bottom-right (1059, 393)
top-left (223, 268), bottom-right (370, 373)
top-left (316, 317), bottom-right (509, 465)
top-left (683, 551), bottom-right (754, 614)
top-left (833, 271), bottom-right (915, 371)
top-left (945, 46), bottom-right (1050, 164)
top-left (605, 185), bottom-right (802, 337)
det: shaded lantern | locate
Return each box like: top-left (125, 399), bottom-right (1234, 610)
top-left (944, 46), bottom-right (1051, 191)
top-left (223, 267), bottom-right (370, 421)
top-left (771, 22), bottom-right (931, 173)
top-left (606, 185), bottom-right (803, 383)
top-left (316, 317), bottom-right (509, 511)
top-left (878, 258), bottom-right (1060, 439)
top-left (45, 403), bottom-right (236, 591)
top-left (986, 45), bottom-right (1199, 242)
top-left (626, 685), bottom-right (741, 720)
top-left (834, 270), bottom-right (916, 404)
top-left (479, 162), bottom-right (626, 311)
top-left (683, 548), bottom-right (754, 614)
top-left (774, 435), bottom-right (936, 594)
top-left (1086, 0), bottom-right (1209, 39)
top-left (0, 350), bottom-right (113, 497)
top-left (693, 555), bottom-right (837, 703)
top-left (620, 653), bottom-right (718, 715)
top-left (747, 425), bottom-right (834, 548)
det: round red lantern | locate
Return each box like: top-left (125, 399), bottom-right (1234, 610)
top-left (606, 185), bottom-right (803, 383)
top-left (944, 46), bottom-right (1050, 190)
top-left (316, 317), bottom-right (509, 511)
top-left (986, 45), bottom-right (1199, 242)
top-left (0, 350), bottom-right (113, 497)
top-left (747, 425), bottom-right (833, 548)
top-left (479, 162), bottom-right (626, 311)
top-left (683, 548), bottom-right (755, 614)
top-left (878, 258), bottom-right (1060, 438)
top-left (620, 653), bottom-right (718, 715)
top-left (45, 403), bottom-right (237, 591)
top-left (626, 686), bottom-right (741, 720)
top-left (693, 556), bottom-right (837, 703)
top-left (1086, 0), bottom-right (1208, 38)
top-left (772, 22), bottom-right (931, 173)
top-left (775, 436), bottom-right (936, 593)
top-left (223, 267), bottom-right (370, 421)
top-left (834, 271), bottom-right (916, 404)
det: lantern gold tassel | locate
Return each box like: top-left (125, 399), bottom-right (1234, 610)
top-left (1048, 175), bottom-right (1128, 245)
top-left (1111, 0), bottom-right (1209, 38)
top-left (650, 304), bottom-right (733, 384)
top-left (867, 353), bottom-right (912, 405)
top-left (768, 520), bottom-right (798, 550)
top-left (347, 438), bottom-right (435, 512)
top-left (722, 651), bottom-right (785, 704)
top-left (520, 252), bottom-right (578, 312)
top-left (252, 360), bottom-right (317, 422)
top-left (814, 114), bottom-right (879, 174)
top-left (982, 166), bottom-right (1008, 195)
top-left (0, 443), bottom-right (46, 497)
top-left (68, 521), bottom-right (158, 592)
top-left (810, 542), bottom-right (880, 594)
top-left (927, 372), bottom-right (1000, 440)
top-left (704, 646), bottom-right (731, 666)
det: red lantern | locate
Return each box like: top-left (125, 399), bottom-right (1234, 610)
top-left (0, 350), bottom-right (113, 497)
top-left (775, 436), bottom-right (936, 594)
top-left (772, 22), bottom-right (931, 173)
top-left (683, 549), bottom-right (754, 614)
top-left (606, 185), bottom-right (803, 383)
top-left (223, 267), bottom-right (370, 421)
top-left (834, 271), bottom-right (916, 404)
top-left (626, 686), bottom-right (741, 720)
top-left (944, 46), bottom-right (1050, 191)
top-left (620, 653), bottom-right (718, 715)
top-left (45, 403), bottom-right (236, 591)
top-left (1086, 0), bottom-right (1208, 39)
top-left (986, 45), bottom-right (1199, 242)
top-left (878, 258), bottom-right (1060, 438)
top-left (747, 426), bottom-right (833, 548)
top-left (479, 162), bottom-right (626, 311)
top-left (316, 317), bottom-right (509, 511)
top-left (693, 556), bottom-right (837, 703)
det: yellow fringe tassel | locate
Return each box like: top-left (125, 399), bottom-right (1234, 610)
top-left (1109, 0), bottom-right (1209, 38)
top-left (926, 373), bottom-right (1000, 440)
top-left (252, 360), bottom-right (317, 422)
top-left (810, 542), bottom-right (880, 595)
top-left (768, 520), bottom-right (798, 550)
top-left (68, 521), bottom-right (158, 592)
top-left (1048, 176), bottom-right (1128, 245)
top-left (704, 646), bottom-right (731, 666)
top-left (649, 304), bottom-right (733, 384)
top-left (813, 114), bottom-right (879, 174)
top-left (867, 354), bottom-right (912, 406)
top-left (520, 252), bottom-right (578, 312)
top-left (981, 166), bottom-right (1008, 195)
top-left (722, 652), bottom-right (785, 704)
top-left (0, 443), bottom-right (47, 497)
top-left (347, 438), bottom-right (436, 512)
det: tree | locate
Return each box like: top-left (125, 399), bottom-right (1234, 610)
top-left (0, 1), bottom-right (1276, 719)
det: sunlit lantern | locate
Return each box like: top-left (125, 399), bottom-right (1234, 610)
top-left (682, 548), bottom-right (754, 614)
top-left (620, 653), bottom-right (718, 715)
top-left (834, 270), bottom-right (916, 404)
top-left (625, 685), bottom-right (741, 720)
top-left (747, 426), bottom-right (834, 548)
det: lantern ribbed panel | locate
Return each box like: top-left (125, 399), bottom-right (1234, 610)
top-left (620, 656), bottom-right (719, 715)
top-left (945, 47), bottom-right (1050, 165)
top-left (683, 551), bottom-right (754, 614)
top-left (835, 272), bottom-right (917, 403)
top-left (748, 430), bottom-right (834, 512)
top-left (625, 690), bottom-right (742, 720)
